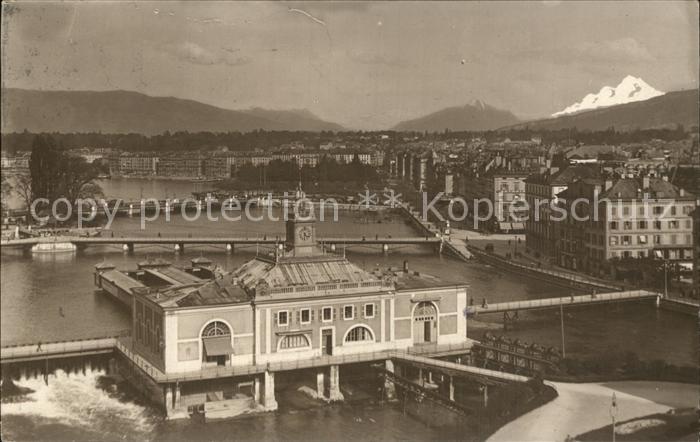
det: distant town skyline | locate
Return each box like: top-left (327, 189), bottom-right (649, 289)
top-left (2, 1), bottom-right (698, 129)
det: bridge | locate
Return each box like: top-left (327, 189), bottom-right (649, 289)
top-left (466, 290), bottom-right (660, 315)
top-left (0, 235), bottom-right (442, 252)
top-left (0, 332), bottom-right (127, 364)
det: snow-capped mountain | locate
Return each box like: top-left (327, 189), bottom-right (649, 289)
top-left (552, 75), bottom-right (665, 117)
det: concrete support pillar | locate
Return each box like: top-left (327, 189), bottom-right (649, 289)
top-left (448, 376), bottom-right (455, 401)
top-left (384, 360), bottom-right (396, 401)
top-left (328, 365), bottom-right (344, 401)
top-left (263, 371), bottom-right (278, 410)
top-left (165, 385), bottom-right (173, 411)
top-left (482, 384), bottom-right (489, 408)
top-left (418, 367), bottom-right (423, 386)
top-left (427, 371), bottom-right (433, 384)
top-left (316, 368), bottom-right (326, 399)
top-left (174, 383), bottom-right (181, 409)
top-left (253, 376), bottom-right (261, 404)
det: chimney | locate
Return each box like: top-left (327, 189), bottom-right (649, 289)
top-left (642, 176), bottom-right (650, 189)
top-left (605, 180), bottom-right (613, 191)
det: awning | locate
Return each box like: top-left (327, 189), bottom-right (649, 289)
top-left (203, 336), bottom-right (234, 356)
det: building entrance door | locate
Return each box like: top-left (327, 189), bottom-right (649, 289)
top-left (413, 302), bottom-right (437, 344)
top-left (322, 329), bottom-right (333, 355)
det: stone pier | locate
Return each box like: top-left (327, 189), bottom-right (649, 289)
top-left (328, 364), bottom-right (344, 401)
top-left (262, 370), bottom-right (278, 410)
top-left (384, 359), bottom-right (396, 401)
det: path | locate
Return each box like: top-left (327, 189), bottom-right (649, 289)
top-left (488, 381), bottom-right (697, 442)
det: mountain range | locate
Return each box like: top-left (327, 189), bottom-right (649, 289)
top-left (1, 85), bottom-right (697, 135)
top-left (0, 89), bottom-right (344, 134)
top-left (552, 75), bottom-right (665, 117)
top-left (392, 100), bottom-right (520, 132)
top-left (507, 89), bottom-right (698, 132)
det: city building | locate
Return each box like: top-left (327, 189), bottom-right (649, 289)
top-left (95, 208), bottom-right (469, 420)
top-left (693, 207), bottom-right (700, 296)
top-left (157, 155), bottom-right (203, 178)
top-left (118, 153), bottom-right (159, 176)
top-left (525, 164), bottom-right (601, 259)
top-left (556, 176), bottom-right (696, 275)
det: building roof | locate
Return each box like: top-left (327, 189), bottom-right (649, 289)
top-left (526, 165), bottom-right (601, 186)
top-left (233, 253), bottom-right (384, 293)
top-left (601, 177), bottom-right (695, 200)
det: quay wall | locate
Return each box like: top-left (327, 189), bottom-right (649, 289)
top-left (465, 245), bottom-right (621, 293)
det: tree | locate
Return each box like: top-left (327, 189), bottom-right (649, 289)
top-left (29, 135), bottom-right (61, 203)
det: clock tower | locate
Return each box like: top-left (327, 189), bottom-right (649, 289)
top-left (285, 210), bottom-right (317, 257)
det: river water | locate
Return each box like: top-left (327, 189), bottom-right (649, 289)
top-left (1, 178), bottom-right (696, 441)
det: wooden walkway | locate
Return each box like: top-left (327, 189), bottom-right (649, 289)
top-left (0, 332), bottom-right (129, 363)
top-left (467, 290), bottom-right (659, 315)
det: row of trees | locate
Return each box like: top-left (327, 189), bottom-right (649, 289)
top-left (2, 126), bottom-right (694, 155)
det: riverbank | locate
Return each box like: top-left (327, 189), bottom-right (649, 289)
top-left (488, 380), bottom-right (698, 442)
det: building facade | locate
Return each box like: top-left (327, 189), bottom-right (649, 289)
top-left (97, 210), bottom-right (469, 420)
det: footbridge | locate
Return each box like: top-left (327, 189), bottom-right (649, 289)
top-left (466, 290), bottom-right (660, 315)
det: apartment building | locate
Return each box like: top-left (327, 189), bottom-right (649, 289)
top-left (556, 176), bottom-right (696, 275)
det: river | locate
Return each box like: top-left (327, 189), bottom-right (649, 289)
top-left (1, 178), bottom-right (696, 441)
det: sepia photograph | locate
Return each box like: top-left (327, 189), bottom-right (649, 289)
top-left (0, 1), bottom-right (698, 441)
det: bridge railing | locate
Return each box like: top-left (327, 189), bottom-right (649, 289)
top-left (470, 290), bottom-right (657, 313)
top-left (1, 333), bottom-right (127, 360)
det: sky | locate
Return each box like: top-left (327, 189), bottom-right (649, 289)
top-left (1, 1), bottom-right (698, 129)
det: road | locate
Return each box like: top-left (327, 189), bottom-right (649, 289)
top-left (488, 380), bottom-right (697, 442)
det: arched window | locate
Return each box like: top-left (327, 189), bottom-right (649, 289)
top-left (414, 302), bottom-right (437, 321)
top-left (202, 321), bottom-right (231, 337)
top-left (345, 326), bottom-right (374, 343)
top-left (279, 334), bottom-right (310, 350)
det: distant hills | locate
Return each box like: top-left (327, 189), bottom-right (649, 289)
top-left (392, 100), bottom-right (520, 132)
top-left (507, 89), bottom-right (699, 132)
top-left (0, 89), bottom-right (344, 135)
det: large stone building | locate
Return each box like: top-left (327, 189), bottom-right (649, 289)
top-left (525, 165), bottom-right (601, 259)
top-left (693, 208), bottom-right (700, 297)
top-left (555, 176), bottom-right (696, 275)
top-left (96, 208), bottom-right (469, 420)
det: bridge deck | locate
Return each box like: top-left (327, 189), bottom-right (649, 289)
top-left (392, 353), bottom-right (529, 384)
top-left (1, 236), bottom-right (442, 248)
top-left (1, 335), bottom-right (123, 363)
top-left (468, 290), bottom-right (659, 314)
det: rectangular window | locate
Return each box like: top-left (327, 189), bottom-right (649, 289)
top-left (669, 220), bottom-right (679, 229)
top-left (670, 206), bottom-right (676, 215)
top-left (638, 235), bottom-right (647, 244)
top-left (609, 236), bottom-right (618, 246)
top-left (654, 235), bottom-right (662, 245)
top-left (623, 207), bottom-right (630, 216)
top-left (322, 307), bottom-right (332, 322)
top-left (609, 221), bottom-right (618, 230)
top-left (638, 251), bottom-right (645, 258)
top-left (622, 235), bottom-right (631, 246)
top-left (670, 234), bottom-right (677, 245)
top-left (624, 221), bottom-right (632, 230)
top-left (277, 310), bottom-right (289, 326)
top-left (653, 206), bottom-right (663, 215)
top-left (654, 221), bottom-right (662, 230)
top-left (364, 303), bottom-right (375, 319)
top-left (343, 305), bottom-right (354, 320)
top-left (638, 220), bottom-right (647, 229)
top-left (300, 308), bottom-right (311, 324)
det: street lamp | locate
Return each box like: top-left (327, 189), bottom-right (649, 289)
top-left (610, 392), bottom-right (618, 442)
